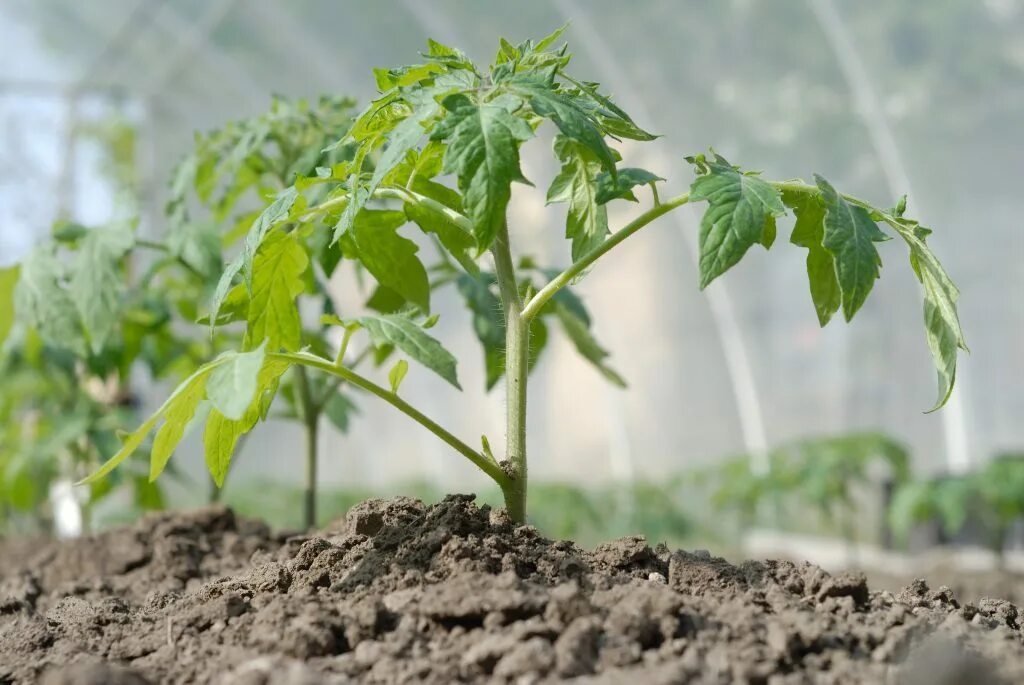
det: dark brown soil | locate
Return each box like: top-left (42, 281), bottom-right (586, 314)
top-left (2, 496), bottom-right (1023, 684)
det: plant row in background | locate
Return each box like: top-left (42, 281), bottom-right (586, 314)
top-left (2, 29), bottom-right (964, 530)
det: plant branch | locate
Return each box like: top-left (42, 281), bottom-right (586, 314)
top-left (269, 351), bottom-right (510, 488)
top-left (522, 192), bottom-right (691, 320)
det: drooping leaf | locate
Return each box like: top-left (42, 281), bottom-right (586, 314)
top-left (815, 175), bottom-right (889, 321)
top-left (689, 159), bottom-right (786, 289)
top-left (208, 252), bottom-right (245, 334)
top-left (456, 273), bottom-right (505, 390)
top-left (547, 136), bottom-right (609, 261)
top-left (204, 409), bottom-right (243, 488)
top-left (353, 210), bottom-right (430, 313)
top-left (167, 221), bottom-right (221, 278)
top-left (206, 343), bottom-right (267, 421)
top-left (245, 231), bottom-right (309, 352)
top-left (784, 190), bottom-right (840, 326)
top-left (69, 222), bottom-right (135, 354)
top-left (358, 314), bottom-right (460, 389)
top-left (595, 167), bottom-right (663, 205)
top-left (430, 93), bottom-right (534, 249)
top-left (149, 376), bottom-right (209, 481)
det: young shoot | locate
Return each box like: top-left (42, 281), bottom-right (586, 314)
top-left (78, 30), bottom-right (965, 524)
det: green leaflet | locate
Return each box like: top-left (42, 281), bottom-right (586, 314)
top-left (552, 300), bottom-right (626, 388)
top-left (430, 93), bottom-right (534, 250)
top-left (547, 136), bottom-right (609, 261)
top-left (14, 247), bottom-right (86, 356)
top-left (149, 378), bottom-right (208, 481)
top-left (504, 71), bottom-right (616, 175)
top-left (358, 314), bottom-right (461, 390)
top-left (353, 210), bottom-right (430, 313)
top-left (690, 160), bottom-right (786, 289)
top-left (784, 190), bottom-right (840, 327)
top-left (887, 219), bottom-right (966, 411)
top-left (167, 221), bottom-right (221, 278)
top-left (815, 175), bottom-right (888, 321)
top-left (206, 343), bottom-right (267, 421)
top-left (243, 186), bottom-right (299, 284)
top-left (595, 167), bottom-right (664, 205)
top-left (0, 264), bottom-right (19, 347)
top-left (456, 273), bottom-right (505, 389)
top-left (204, 410), bottom-right (242, 488)
top-left (70, 222), bottom-right (135, 354)
top-left (389, 359), bottom-right (409, 393)
top-left (245, 231), bottom-right (309, 352)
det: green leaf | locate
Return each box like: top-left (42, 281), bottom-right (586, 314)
top-left (431, 93), bottom-right (534, 249)
top-left (886, 218), bottom-right (966, 411)
top-left (204, 410), bottom-right (243, 488)
top-left (815, 175), bottom-right (889, 321)
top-left (206, 343), bottom-right (267, 421)
top-left (553, 301), bottom-right (625, 387)
top-left (245, 231), bottom-right (309, 352)
top-left (505, 71), bottom-right (616, 174)
top-left (208, 252), bottom-right (245, 334)
top-left (456, 273), bottom-right (505, 390)
top-left (353, 210), bottom-right (430, 312)
top-left (389, 359), bottom-right (409, 393)
top-left (14, 247), bottom-right (86, 356)
top-left (167, 221), bottom-right (221, 278)
top-left (595, 167), bottom-right (663, 205)
top-left (358, 314), bottom-right (460, 389)
top-left (547, 136), bottom-right (609, 261)
top-left (149, 377), bottom-right (209, 481)
top-left (70, 222), bottom-right (135, 354)
top-left (0, 264), bottom-right (19, 347)
top-left (689, 159), bottom-right (786, 289)
top-left (243, 186), bottom-right (299, 283)
top-left (784, 190), bottom-right (840, 327)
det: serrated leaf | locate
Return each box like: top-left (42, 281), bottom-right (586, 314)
top-left (430, 93), bottom-right (533, 249)
top-left (815, 175), bottom-right (888, 321)
top-left (206, 343), bottom-right (267, 421)
top-left (690, 160), bottom-right (786, 289)
top-left (784, 190), bottom-right (840, 326)
top-left (553, 300), bottom-right (625, 387)
top-left (505, 71), bottom-right (616, 174)
top-left (204, 410), bottom-right (242, 488)
top-left (243, 186), bottom-right (299, 283)
top-left (353, 210), bottom-right (430, 312)
top-left (208, 253), bottom-right (245, 334)
top-left (358, 314), bottom-right (460, 389)
top-left (595, 167), bottom-right (663, 205)
top-left (389, 359), bottom-right (409, 393)
top-left (0, 264), bottom-right (19, 347)
top-left (68, 223), bottom-right (135, 354)
top-left (14, 247), bottom-right (86, 356)
top-left (245, 231), bottom-right (309, 352)
top-left (547, 136), bottom-right (609, 261)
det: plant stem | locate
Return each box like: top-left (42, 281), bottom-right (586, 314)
top-left (269, 352), bottom-right (510, 489)
top-left (523, 192), bottom-right (691, 320)
top-left (294, 365), bottom-right (319, 530)
top-left (491, 221), bottom-right (529, 522)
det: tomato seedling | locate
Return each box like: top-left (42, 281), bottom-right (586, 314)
top-left (76, 30), bottom-right (964, 524)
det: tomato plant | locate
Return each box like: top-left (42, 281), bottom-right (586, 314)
top-left (67, 30), bottom-right (963, 524)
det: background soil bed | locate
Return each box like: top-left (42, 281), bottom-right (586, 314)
top-left (2, 495), bottom-right (1023, 684)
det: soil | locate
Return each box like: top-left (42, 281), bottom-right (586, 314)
top-left (2, 496), bottom-right (1023, 684)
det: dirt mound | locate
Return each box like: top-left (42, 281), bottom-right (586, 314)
top-left (2, 495), bottom-right (1023, 683)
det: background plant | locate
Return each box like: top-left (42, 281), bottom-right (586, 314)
top-left (75, 30), bottom-right (965, 524)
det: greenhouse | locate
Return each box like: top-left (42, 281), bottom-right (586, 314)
top-left (1, 1), bottom-right (1022, 682)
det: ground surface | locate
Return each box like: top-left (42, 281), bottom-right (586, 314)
top-left (1, 496), bottom-right (1023, 684)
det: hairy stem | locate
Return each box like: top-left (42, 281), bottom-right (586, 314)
top-left (294, 365), bottom-right (319, 530)
top-left (269, 352), bottom-right (510, 489)
top-left (491, 221), bottom-right (529, 523)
